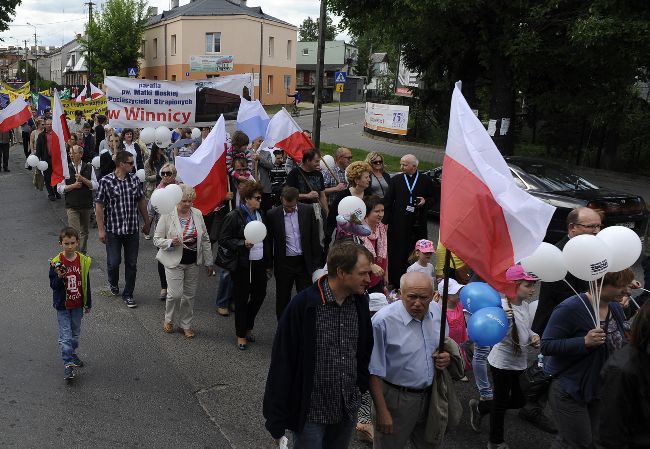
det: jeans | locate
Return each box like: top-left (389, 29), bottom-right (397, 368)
top-left (472, 344), bottom-right (493, 399)
top-left (56, 308), bottom-right (84, 366)
top-left (291, 415), bottom-right (356, 449)
top-left (548, 380), bottom-right (600, 449)
top-left (105, 231), bottom-right (140, 298)
top-left (215, 268), bottom-right (233, 308)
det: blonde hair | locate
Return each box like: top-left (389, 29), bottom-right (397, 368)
top-left (346, 161), bottom-right (372, 187)
top-left (159, 162), bottom-right (176, 176)
top-left (180, 184), bottom-right (196, 201)
top-left (364, 152), bottom-right (383, 164)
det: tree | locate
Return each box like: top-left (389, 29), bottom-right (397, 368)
top-left (80, 0), bottom-right (149, 81)
top-left (0, 0), bottom-right (21, 35)
top-left (298, 15), bottom-right (338, 41)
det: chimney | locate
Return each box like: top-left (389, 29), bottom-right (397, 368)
top-left (147, 6), bottom-right (158, 16)
top-left (171, 0), bottom-right (179, 8)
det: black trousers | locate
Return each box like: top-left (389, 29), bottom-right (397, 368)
top-left (0, 143), bottom-right (8, 170)
top-left (43, 167), bottom-right (56, 196)
top-left (157, 261), bottom-right (168, 289)
top-left (232, 259), bottom-right (267, 338)
top-left (274, 255), bottom-right (310, 320)
top-left (22, 131), bottom-right (30, 159)
top-left (489, 366), bottom-right (525, 444)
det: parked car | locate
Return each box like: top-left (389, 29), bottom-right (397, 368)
top-left (425, 156), bottom-right (648, 243)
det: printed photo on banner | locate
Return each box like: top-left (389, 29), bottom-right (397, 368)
top-left (364, 102), bottom-right (410, 135)
top-left (105, 74), bottom-right (254, 128)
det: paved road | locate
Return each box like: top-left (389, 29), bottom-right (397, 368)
top-left (0, 145), bottom-right (559, 449)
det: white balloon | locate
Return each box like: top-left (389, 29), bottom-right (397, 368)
top-left (140, 127), bottom-right (155, 144)
top-left (37, 160), bottom-right (48, 171)
top-left (91, 156), bottom-right (101, 169)
top-left (150, 188), bottom-right (176, 214)
top-left (154, 126), bottom-right (172, 146)
top-left (244, 221), bottom-right (267, 244)
top-left (521, 242), bottom-right (568, 282)
top-left (597, 226), bottom-right (642, 272)
top-left (319, 154), bottom-right (335, 171)
top-left (165, 183), bottom-right (183, 204)
top-left (562, 234), bottom-right (610, 281)
top-left (191, 127), bottom-right (201, 139)
top-left (156, 138), bottom-right (171, 149)
top-left (26, 154), bottom-right (39, 167)
top-left (338, 196), bottom-right (366, 221)
top-left (135, 168), bottom-right (146, 182)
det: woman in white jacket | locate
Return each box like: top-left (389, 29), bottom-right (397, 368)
top-left (154, 184), bottom-right (215, 338)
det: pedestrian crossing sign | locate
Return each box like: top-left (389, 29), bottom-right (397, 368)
top-left (335, 83), bottom-right (344, 93)
top-left (335, 71), bottom-right (347, 83)
top-left (128, 67), bottom-right (138, 78)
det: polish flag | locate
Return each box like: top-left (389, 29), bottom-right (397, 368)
top-left (440, 82), bottom-right (555, 295)
top-left (262, 108), bottom-right (313, 162)
top-left (50, 90), bottom-right (71, 186)
top-left (75, 82), bottom-right (104, 102)
top-left (237, 97), bottom-right (270, 141)
top-left (175, 114), bottom-right (228, 214)
top-left (0, 96), bottom-right (32, 132)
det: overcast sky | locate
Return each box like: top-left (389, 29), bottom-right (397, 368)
top-left (0, 0), bottom-right (345, 49)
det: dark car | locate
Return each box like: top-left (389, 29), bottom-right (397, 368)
top-left (425, 156), bottom-right (648, 243)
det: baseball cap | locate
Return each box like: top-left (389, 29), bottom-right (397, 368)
top-left (368, 293), bottom-right (389, 312)
top-left (415, 239), bottom-right (435, 253)
top-left (506, 265), bottom-right (538, 282)
top-left (437, 278), bottom-right (463, 296)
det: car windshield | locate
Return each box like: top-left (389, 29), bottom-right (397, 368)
top-left (516, 162), bottom-right (599, 192)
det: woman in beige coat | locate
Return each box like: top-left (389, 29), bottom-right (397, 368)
top-left (154, 184), bottom-right (215, 338)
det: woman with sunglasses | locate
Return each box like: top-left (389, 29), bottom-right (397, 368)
top-left (147, 163), bottom-right (178, 298)
top-left (218, 181), bottom-right (271, 350)
top-left (364, 152), bottom-right (391, 198)
top-left (144, 144), bottom-right (168, 199)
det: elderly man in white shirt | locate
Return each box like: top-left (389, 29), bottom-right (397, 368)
top-left (369, 271), bottom-right (451, 449)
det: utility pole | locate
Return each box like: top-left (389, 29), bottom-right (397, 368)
top-left (23, 39), bottom-right (28, 83)
top-left (27, 22), bottom-right (38, 92)
top-left (84, 1), bottom-right (95, 94)
top-left (311, 0), bottom-right (327, 148)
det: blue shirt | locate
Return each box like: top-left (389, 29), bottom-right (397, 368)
top-left (369, 300), bottom-right (447, 389)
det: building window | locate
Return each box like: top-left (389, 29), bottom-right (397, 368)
top-left (287, 40), bottom-right (292, 60)
top-left (267, 75), bottom-right (273, 95)
top-left (171, 34), bottom-right (176, 56)
top-left (153, 38), bottom-right (158, 59)
top-left (302, 48), bottom-right (309, 56)
top-left (284, 75), bottom-right (291, 92)
top-left (205, 32), bottom-right (221, 53)
top-left (141, 40), bottom-right (146, 58)
top-left (171, 74), bottom-right (176, 81)
top-left (268, 36), bottom-right (274, 57)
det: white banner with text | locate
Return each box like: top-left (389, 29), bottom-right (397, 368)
top-left (364, 102), bottom-right (409, 135)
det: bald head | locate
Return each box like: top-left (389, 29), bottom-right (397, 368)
top-left (567, 207), bottom-right (602, 237)
top-left (400, 271), bottom-right (434, 320)
top-left (336, 147), bottom-right (352, 169)
top-left (400, 154), bottom-right (419, 175)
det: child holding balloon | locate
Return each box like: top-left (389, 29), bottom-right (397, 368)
top-left (468, 265), bottom-right (540, 449)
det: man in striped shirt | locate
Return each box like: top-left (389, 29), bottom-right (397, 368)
top-left (95, 151), bottom-right (150, 308)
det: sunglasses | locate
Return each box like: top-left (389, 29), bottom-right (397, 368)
top-left (161, 171), bottom-right (173, 176)
top-left (371, 160), bottom-right (383, 165)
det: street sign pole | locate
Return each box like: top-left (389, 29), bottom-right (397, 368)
top-left (338, 94), bottom-right (341, 128)
top-left (312, 0), bottom-right (327, 149)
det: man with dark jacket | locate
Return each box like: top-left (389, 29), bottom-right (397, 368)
top-left (35, 118), bottom-right (60, 201)
top-left (265, 186), bottom-right (322, 320)
top-left (263, 242), bottom-right (374, 448)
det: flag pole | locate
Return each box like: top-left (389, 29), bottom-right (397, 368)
top-left (438, 249), bottom-right (452, 354)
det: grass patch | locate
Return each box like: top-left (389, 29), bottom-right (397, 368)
top-left (263, 104), bottom-right (289, 115)
top-left (319, 142), bottom-right (437, 172)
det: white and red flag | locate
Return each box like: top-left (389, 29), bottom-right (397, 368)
top-left (50, 89), bottom-right (71, 186)
top-left (0, 95), bottom-right (32, 132)
top-left (261, 108), bottom-right (313, 162)
top-left (75, 82), bottom-right (104, 102)
top-left (175, 114), bottom-right (229, 214)
top-left (440, 82), bottom-right (555, 296)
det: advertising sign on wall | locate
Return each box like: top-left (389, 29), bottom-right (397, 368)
top-left (189, 55), bottom-right (234, 72)
top-left (105, 74), bottom-right (253, 127)
top-left (364, 102), bottom-right (409, 136)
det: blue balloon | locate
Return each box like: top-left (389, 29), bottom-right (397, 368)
top-left (467, 307), bottom-right (509, 346)
top-left (459, 282), bottom-right (501, 313)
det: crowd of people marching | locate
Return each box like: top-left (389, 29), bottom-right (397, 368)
top-left (5, 106), bottom-right (646, 449)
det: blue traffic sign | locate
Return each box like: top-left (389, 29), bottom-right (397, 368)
top-left (334, 71), bottom-right (347, 83)
top-left (128, 67), bottom-right (138, 77)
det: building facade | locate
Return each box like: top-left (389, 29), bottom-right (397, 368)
top-left (48, 37), bottom-right (87, 86)
top-left (141, 0), bottom-right (297, 105)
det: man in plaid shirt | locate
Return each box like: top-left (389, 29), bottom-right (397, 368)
top-left (95, 151), bottom-right (150, 308)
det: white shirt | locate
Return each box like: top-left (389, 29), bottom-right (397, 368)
top-left (56, 162), bottom-right (98, 195)
top-left (123, 141), bottom-right (136, 158)
top-left (488, 299), bottom-right (539, 370)
top-left (407, 261), bottom-right (436, 285)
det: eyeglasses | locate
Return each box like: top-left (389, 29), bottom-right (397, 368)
top-left (161, 171), bottom-right (173, 177)
top-left (371, 160), bottom-right (383, 165)
top-left (572, 223), bottom-right (602, 230)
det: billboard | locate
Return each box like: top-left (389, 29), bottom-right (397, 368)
top-left (364, 102), bottom-right (409, 136)
top-left (189, 55), bottom-right (234, 72)
top-left (105, 74), bottom-right (253, 127)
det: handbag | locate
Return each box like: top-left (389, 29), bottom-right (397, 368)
top-left (214, 244), bottom-right (237, 271)
top-left (33, 169), bottom-right (44, 191)
top-left (519, 363), bottom-right (553, 400)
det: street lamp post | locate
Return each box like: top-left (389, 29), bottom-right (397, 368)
top-left (26, 22), bottom-right (38, 92)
